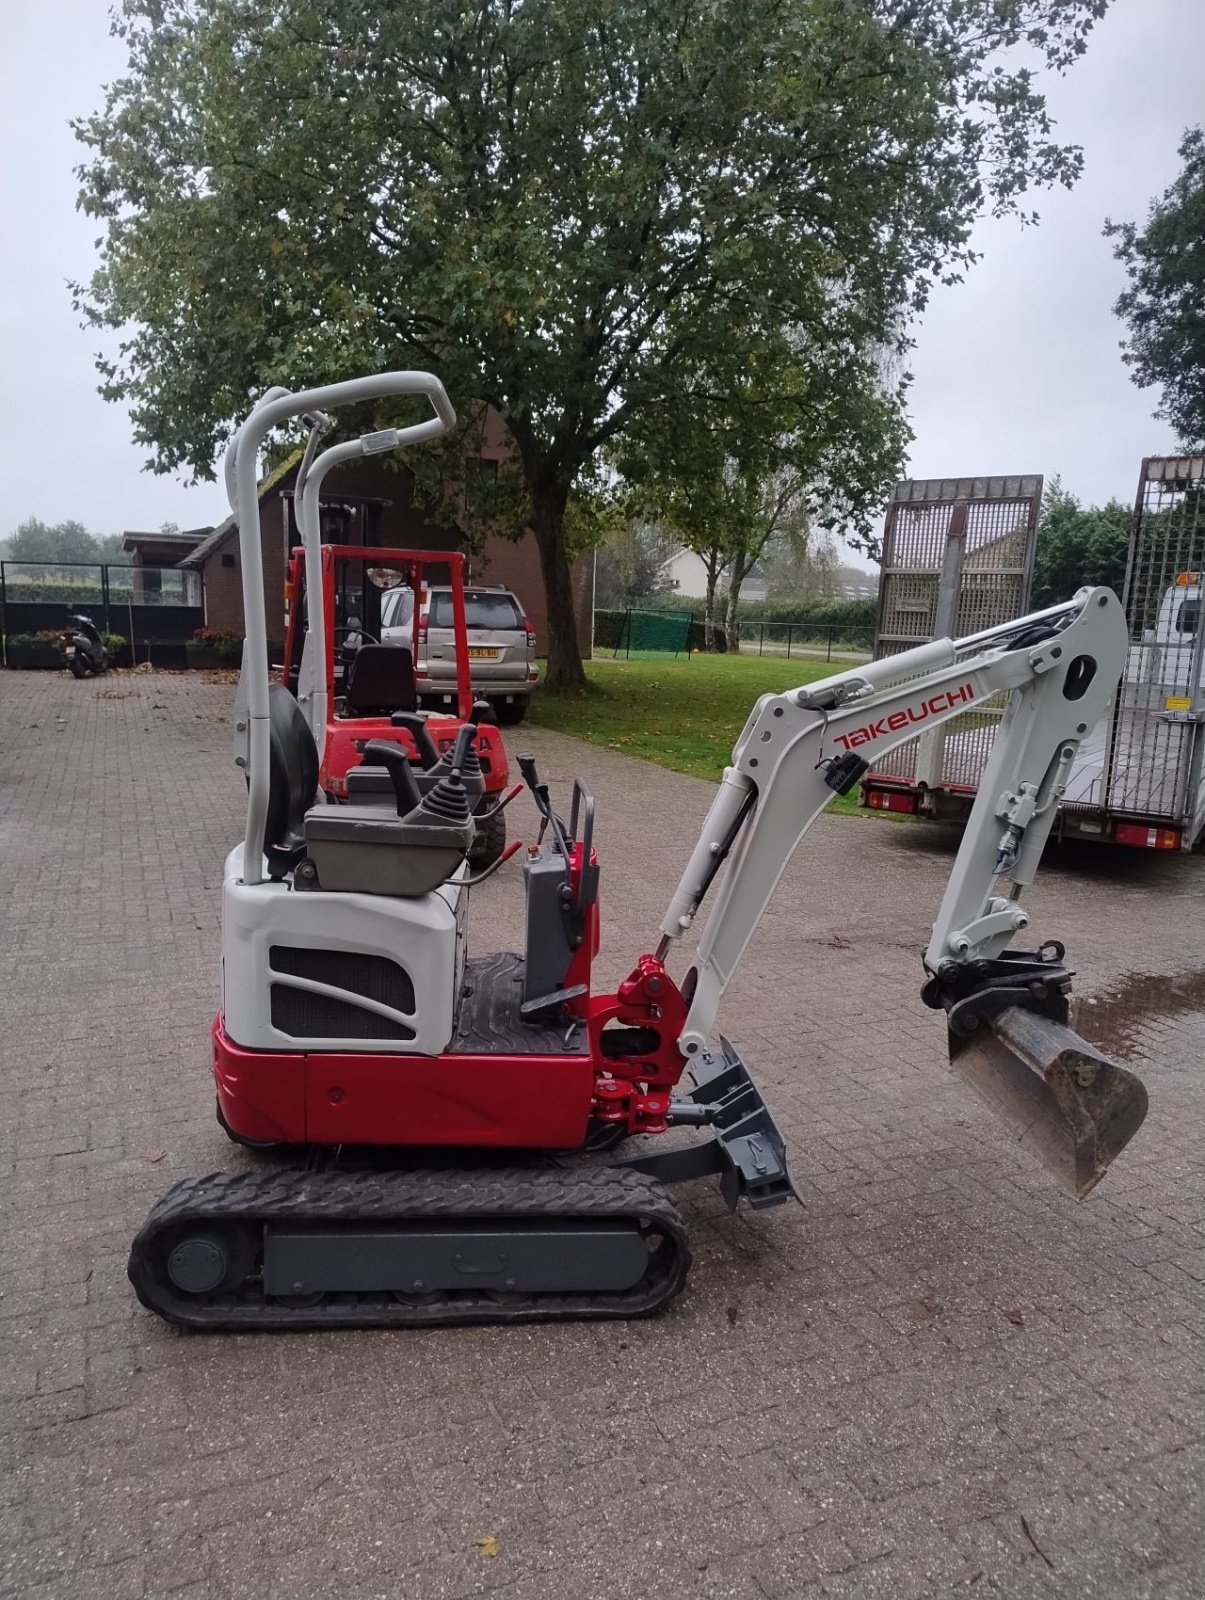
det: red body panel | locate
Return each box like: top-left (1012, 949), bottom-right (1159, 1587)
top-left (215, 1019), bottom-right (594, 1147)
top-left (321, 716), bottom-right (505, 798)
top-left (215, 807), bottom-right (693, 1153)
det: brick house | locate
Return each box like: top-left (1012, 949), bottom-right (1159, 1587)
top-left (179, 440), bottom-right (594, 659)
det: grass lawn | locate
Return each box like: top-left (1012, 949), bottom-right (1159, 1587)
top-left (528, 651), bottom-right (875, 815)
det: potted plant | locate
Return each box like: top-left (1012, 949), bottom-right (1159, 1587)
top-left (186, 627), bottom-right (243, 669)
top-left (103, 633), bottom-right (131, 668)
top-left (3, 630), bottom-right (68, 669)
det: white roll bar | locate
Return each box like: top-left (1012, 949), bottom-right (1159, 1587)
top-left (296, 415), bottom-right (455, 739)
top-left (223, 372), bottom-right (456, 882)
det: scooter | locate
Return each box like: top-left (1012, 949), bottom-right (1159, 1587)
top-left (64, 613), bottom-right (109, 678)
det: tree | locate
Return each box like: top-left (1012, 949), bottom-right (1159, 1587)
top-left (764, 532), bottom-right (844, 607)
top-left (95, 533), bottom-right (132, 564)
top-left (1031, 480), bottom-right (1131, 609)
top-left (594, 521), bottom-right (678, 610)
top-left (5, 518), bottom-right (103, 564)
top-left (620, 337), bottom-right (902, 647)
top-left (1107, 127), bottom-right (1205, 449)
top-left (75, 0), bottom-right (1108, 690)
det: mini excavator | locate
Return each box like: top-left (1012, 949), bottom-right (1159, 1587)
top-left (129, 372), bottom-right (1148, 1329)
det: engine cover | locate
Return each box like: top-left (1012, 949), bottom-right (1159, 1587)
top-left (221, 845), bottom-right (465, 1055)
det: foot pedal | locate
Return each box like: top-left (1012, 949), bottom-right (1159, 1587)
top-left (520, 984), bottom-right (588, 1023)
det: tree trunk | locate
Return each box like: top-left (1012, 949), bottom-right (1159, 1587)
top-left (702, 547), bottom-right (729, 651)
top-left (530, 479), bottom-right (587, 693)
top-left (703, 564), bottom-right (719, 652)
top-left (725, 554), bottom-right (753, 654)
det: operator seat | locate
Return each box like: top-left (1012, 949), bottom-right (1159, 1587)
top-left (264, 682), bottom-right (320, 880)
top-left (344, 645), bottom-right (418, 717)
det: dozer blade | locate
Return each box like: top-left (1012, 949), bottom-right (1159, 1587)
top-left (948, 1005), bottom-right (1148, 1198)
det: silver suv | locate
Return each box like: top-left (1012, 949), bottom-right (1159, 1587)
top-left (381, 583), bottom-right (538, 725)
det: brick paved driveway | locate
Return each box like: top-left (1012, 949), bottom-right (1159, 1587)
top-left (1, 669), bottom-right (1202, 1600)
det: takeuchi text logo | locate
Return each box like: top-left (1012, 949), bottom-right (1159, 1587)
top-left (833, 683), bottom-right (975, 751)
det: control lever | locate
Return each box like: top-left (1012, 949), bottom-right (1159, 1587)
top-left (448, 720), bottom-right (476, 777)
top-left (389, 710), bottom-right (440, 769)
top-left (517, 751), bottom-right (542, 795)
top-left (475, 782), bottom-right (525, 822)
top-left (360, 740), bottom-right (422, 817)
top-left (516, 750), bottom-right (571, 856)
top-left (455, 838), bottom-right (524, 888)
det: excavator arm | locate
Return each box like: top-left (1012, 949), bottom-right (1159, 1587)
top-left (657, 588), bottom-right (1148, 1197)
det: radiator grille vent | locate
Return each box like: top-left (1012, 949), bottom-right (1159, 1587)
top-left (267, 945), bottom-right (416, 1040)
top-left (269, 987), bottom-right (415, 1040)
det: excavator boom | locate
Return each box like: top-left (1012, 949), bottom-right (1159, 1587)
top-left (659, 587), bottom-right (1148, 1196)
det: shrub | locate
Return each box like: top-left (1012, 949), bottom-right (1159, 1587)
top-left (190, 626), bottom-right (243, 664)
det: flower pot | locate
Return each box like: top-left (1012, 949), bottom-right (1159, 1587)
top-left (5, 643), bottom-right (65, 670)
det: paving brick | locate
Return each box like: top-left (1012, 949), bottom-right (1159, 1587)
top-left (1, 668), bottom-right (1203, 1600)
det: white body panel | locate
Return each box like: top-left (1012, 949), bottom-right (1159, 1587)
top-left (222, 845), bottom-right (466, 1055)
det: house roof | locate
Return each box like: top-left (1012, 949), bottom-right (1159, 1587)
top-left (122, 528), bottom-right (210, 555)
top-left (179, 449), bottom-right (304, 567)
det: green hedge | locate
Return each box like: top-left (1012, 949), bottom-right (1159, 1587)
top-left (2, 582), bottom-right (107, 605)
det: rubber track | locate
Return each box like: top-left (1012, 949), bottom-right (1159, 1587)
top-left (129, 1166), bottom-right (690, 1331)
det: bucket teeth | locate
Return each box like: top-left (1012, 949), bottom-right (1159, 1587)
top-left (948, 1005), bottom-right (1148, 1198)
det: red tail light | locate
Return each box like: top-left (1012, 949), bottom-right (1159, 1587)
top-left (523, 618), bottom-right (536, 647)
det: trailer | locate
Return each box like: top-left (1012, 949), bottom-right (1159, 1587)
top-left (861, 473), bottom-right (1043, 817)
top-left (862, 455), bottom-right (1205, 852)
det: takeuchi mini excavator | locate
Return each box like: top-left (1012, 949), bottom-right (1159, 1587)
top-left (129, 372), bottom-right (1149, 1330)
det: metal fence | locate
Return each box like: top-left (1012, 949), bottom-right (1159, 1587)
top-left (1099, 455), bottom-right (1205, 828)
top-left (734, 620), bottom-right (874, 661)
top-left (1, 561), bottom-right (205, 662)
top-left (594, 607), bottom-right (874, 661)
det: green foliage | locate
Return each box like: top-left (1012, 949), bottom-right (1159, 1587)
top-left (1031, 480), bottom-right (1131, 609)
top-left (95, 534), bottom-right (133, 565)
top-left (74, 0), bottom-right (1107, 690)
top-left (1107, 127), bottom-right (1205, 448)
top-left (6, 518), bottom-right (99, 564)
top-left (3, 631), bottom-right (69, 668)
top-left (1, 518), bottom-right (131, 566)
top-left (0, 579), bottom-right (106, 605)
top-left (595, 522), bottom-right (679, 609)
top-left (191, 626), bottom-right (243, 662)
top-left (29, 631), bottom-right (69, 649)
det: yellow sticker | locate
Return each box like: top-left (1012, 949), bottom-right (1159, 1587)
top-left (1165, 695), bottom-right (1192, 711)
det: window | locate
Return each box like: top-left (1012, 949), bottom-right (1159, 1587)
top-left (380, 586), bottom-right (414, 628)
top-left (1176, 599), bottom-right (1199, 636)
top-left (221, 553), bottom-right (237, 569)
top-left (430, 591), bottom-right (523, 630)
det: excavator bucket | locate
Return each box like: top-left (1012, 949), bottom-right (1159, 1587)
top-left (948, 1006), bottom-right (1148, 1198)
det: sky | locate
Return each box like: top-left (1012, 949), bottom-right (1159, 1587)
top-left (1, 0), bottom-right (1202, 546)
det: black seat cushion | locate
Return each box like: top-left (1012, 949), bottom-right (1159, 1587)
top-left (344, 645), bottom-right (418, 717)
top-left (265, 682), bottom-right (320, 878)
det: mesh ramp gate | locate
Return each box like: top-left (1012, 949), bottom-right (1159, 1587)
top-left (871, 476), bottom-right (1042, 792)
top-left (1091, 455), bottom-right (1205, 840)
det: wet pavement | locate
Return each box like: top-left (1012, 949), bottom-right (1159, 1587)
top-left (1, 667), bottom-right (1203, 1600)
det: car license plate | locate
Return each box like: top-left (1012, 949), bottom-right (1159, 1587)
top-left (467, 647), bottom-right (499, 660)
